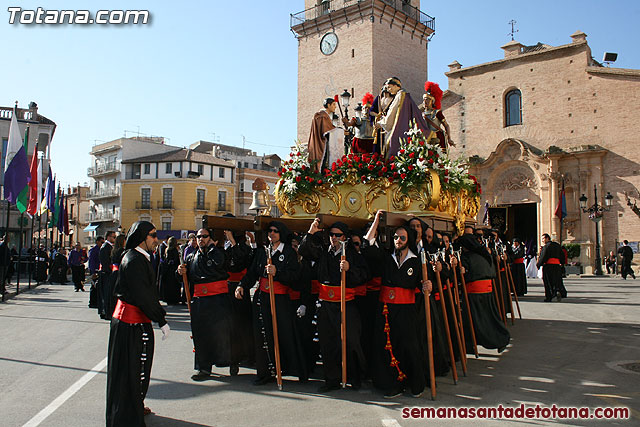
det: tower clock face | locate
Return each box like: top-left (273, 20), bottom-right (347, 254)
top-left (320, 32), bottom-right (338, 55)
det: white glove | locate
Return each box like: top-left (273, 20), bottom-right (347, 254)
top-left (296, 305), bottom-right (306, 318)
top-left (161, 323), bottom-right (170, 341)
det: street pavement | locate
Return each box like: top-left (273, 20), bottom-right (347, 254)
top-left (0, 276), bottom-right (638, 426)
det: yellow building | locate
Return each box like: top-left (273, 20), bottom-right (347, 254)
top-left (120, 148), bottom-right (235, 236)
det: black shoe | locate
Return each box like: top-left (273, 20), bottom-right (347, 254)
top-left (75, 289), bottom-right (79, 292)
top-left (317, 382), bottom-right (341, 393)
top-left (230, 364), bottom-right (239, 376)
top-left (81, 287), bottom-right (85, 292)
top-left (556, 292), bottom-right (562, 302)
top-left (252, 376), bottom-right (275, 386)
top-left (191, 371), bottom-right (212, 381)
top-left (384, 387), bottom-right (405, 398)
top-left (411, 388), bottom-right (425, 398)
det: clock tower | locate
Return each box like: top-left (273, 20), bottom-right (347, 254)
top-left (291, 0), bottom-right (435, 144)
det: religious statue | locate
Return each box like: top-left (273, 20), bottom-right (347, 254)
top-left (420, 81), bottom-right (454, 152)
top-left (347, 92), bottom-right (375, 153)
top-left (307, 97), bottom-right (346, 172)
top-left (370, 77), bottom-right (430, 159)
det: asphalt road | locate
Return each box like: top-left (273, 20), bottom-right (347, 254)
top-left (0, 276), bottom-right (638, 426)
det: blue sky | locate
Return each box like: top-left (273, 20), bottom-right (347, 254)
top-left (2, 1), bottom-right (639, 188)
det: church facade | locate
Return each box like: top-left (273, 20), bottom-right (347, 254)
top-left (443, 31), bottom-right (640, 271)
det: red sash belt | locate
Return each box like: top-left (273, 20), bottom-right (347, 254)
top-left (380, 286), bottom-right (416, 304)
top-left (227, 269), bottom-right (247, 282)
top-left (545, 258), bottom-right (561, 265)
top-left (365, 276), bottom-right (382, 292)
top-left (289, 288), bottom-right (301, 300)
top-left (319, 284), bottom-right (355, 302)
top-left (311, 280), bottom-right (320, 295)
top-left (111, 264), bottom-right (119, 272)
top-left (193, 280), bottom-right (229, 297)
top-left (500, 268), bottom-right (505, 272)
top-left (513, 258), bottom-right (524, 264)
top-left (113, 299), bottom-right (151, 324)
top-left (466, 279), bottom-right (493, 294)
top-left (259, 277), bottom-right (289, 295)
top-left (354, 284), bottom-right (366, 297)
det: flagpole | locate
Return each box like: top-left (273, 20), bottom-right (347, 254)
top-left (37, 213), bottom-right (42, 284)
top-left (28, 215), bottom-right (34, 289)
top-left (17, 213), bottom-right (24, 295)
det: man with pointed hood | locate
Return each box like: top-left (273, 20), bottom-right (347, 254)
top-left (365, 211), bottom-right (433, 398)
top-left (458, 233), bottom-right (510, 352)
top-left (236, 221), bottom-right (307, 385)
top-left (106, 221), bottom-right (168, 426)
top-left (177, 227), bottom-right (234, 380)
top-left (299, 219), bottom-right (369, 392)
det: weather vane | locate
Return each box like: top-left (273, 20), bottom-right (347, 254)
top-left (508, 20), bottom-right (518, 41)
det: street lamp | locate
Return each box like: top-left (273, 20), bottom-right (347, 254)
top-left (579, 185), bottom-right (613, 275)
top-left (340, 89), bottom-right (351, 117)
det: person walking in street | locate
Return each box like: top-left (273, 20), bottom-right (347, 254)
top-left (537, 233), bottom-right (567, 302)
top-left (617, 240), bottom-right (635, 280)
top-left (106, 221), bottom-right (168, 426)
top-left (68, 243), bottom-right (87, 292)
top-left (88, 236), bottom-right (104, 309)
top-left (98, 231), bottom-right (115, 319)
top-left (0, 235), bottom-right (11, 297)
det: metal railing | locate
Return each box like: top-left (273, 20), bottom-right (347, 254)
top-left (87, 162), bottom-right (119, 176)
top-left (84, 210), bottom-right (120, 222)
top-left (194, 202), bottom-right (210, 211)
top-left (290, 0), bottom-right (435, 33)
top-left (87, 187), bottom-right (120, 199)
top-left (216, 203), bottom-right (231, 212)
top-left (157, 201), bottom-right (173, 210)
top-left (135, 201), bottom-right (152, 210)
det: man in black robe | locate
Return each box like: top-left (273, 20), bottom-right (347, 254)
top-left (617, 240), bottom-right (635, 279)
top-left (299, 219), bottom-right (369, 392)
top-left (459, 234), bottom-right (510, 352)
top-left (510, 238), bottom-right (527, 296)
top-left (224, 229), bottom-right (255, 373)
top-left (178, 228), bottom-right (233, 380)
top-left (365, 212), bottom-right (432, 398)
top-left (35, 245), bottom-right (49, 283)
top-left (236, 221), bottom-right (307, 385)
top-left (106, 221), bottom-right (168, 426)
top-left (98, 231), bottom-right (115, 319)
top-left (537, 233), bottom-right (568, 302)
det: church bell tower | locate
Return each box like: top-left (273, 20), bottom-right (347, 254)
top-left (290, 0), bottom-right (435, 144)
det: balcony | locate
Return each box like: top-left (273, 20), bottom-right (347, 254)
top-left (87, 162), bottom-right (119, 177)
top-left (87, 187), bottom-right (120, 200)
top-left (194, 202), bottom-right (210, 211)
top-left (135, 201), bottom-right (152, 210)
top-left (157, 201), bottom-right (173, 210)
top-left (216, 203), bottom-right (231, 212)
top-left (290, 0), bottom-right (435, 38)
top-left (84, 210), bottom-right (120, 223)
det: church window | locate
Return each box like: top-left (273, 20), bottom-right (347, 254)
top-left (505, 89), bottom-right (522, 127)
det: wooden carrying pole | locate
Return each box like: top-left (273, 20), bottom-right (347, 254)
top-left (180, 266), bottom-right (192, 314)
top-left (446, 250), bottom-right (467, 356)
top-left (266, 248), bottom-right (283, 390)
top-left (340, 240), bottom-right (347, 389)
top-left (498, 251), bottom-right (515, 325)
top-left (421, 250), bottom-right (436, 400)
top-left (454, 249), bottom-right (478, 358)
top-left (493, 255), bottom-right (508, 326)
top-left (430, 253), bottom-right (457, 384)
top-left (505, 260), bottom-right (522, 319)
top-left (438, 251), bottom-right (467, 377)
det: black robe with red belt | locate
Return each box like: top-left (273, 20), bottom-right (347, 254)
top-left (106, 249), bottom-right (166, 427)
top-left (239, 243), bottom-right (307, 382)
top-left (184, 244), bottom-right (232, 372)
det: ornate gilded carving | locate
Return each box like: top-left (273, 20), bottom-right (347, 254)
top-left (392, 186), bottom-right (411, 211)
top-left (315, 185), bottom-right (342, 215)
top-left (299, 191), bottom-right (321, 214)
top-left (365, 179), bottom-right (390, 216)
